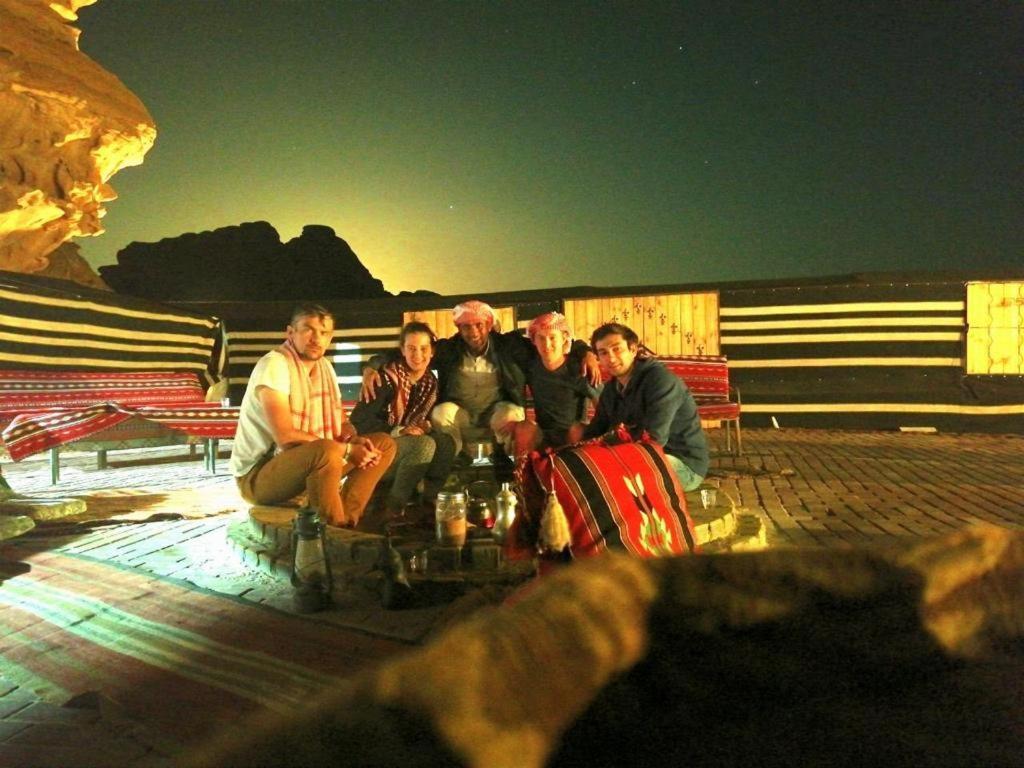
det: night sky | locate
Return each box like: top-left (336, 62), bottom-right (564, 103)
top-left (76, 1), bottom-right (1022, 295)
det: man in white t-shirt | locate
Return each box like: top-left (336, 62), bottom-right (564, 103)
top-left (229, 304), bottom-right (395, 527)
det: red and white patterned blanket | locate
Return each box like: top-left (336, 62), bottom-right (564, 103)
top-left (0, 371), bottom-right (237, 461)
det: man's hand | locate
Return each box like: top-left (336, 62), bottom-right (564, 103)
top-left (567, 422), bottom-right (586, 444)
top-left (400, 426), bottom-right (425, 436)
top-left (582, 351), bottom-right (602, 387)
top-left (360, 368), bottom-right (382, 402)
top-left (347, 436), bottom-right (382, 468)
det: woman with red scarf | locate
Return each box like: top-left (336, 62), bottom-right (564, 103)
top-left (350, 322), bottom-right (456, 516)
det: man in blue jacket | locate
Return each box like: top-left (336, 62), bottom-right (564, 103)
top-left (570, 322), bottom-right (709, 491)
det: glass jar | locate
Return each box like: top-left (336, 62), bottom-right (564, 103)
top-left (435, 491), bottom-right (467, 547)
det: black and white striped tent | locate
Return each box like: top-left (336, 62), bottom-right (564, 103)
top-left (718, 278), bottom-right (1011, 431)
top-left (178, 270), bottom-right (1024, 433)
top-left (0, 271), bottom-right (226, 388)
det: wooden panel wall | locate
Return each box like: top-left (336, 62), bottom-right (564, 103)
top-left (563, 292), bottom-right (719, 355)
top-left (403, 306), bottom-right (517, 340)
top-left (966, 281), bottom-right (1024, 374)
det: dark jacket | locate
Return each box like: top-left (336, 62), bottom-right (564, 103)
top-left (432, 330), bottom-right (533, 406)
top-left (369, 331), bottom-right (589, 408)
top-left (348, 378), bottom-right (398, 435)
top-left (583, 356), bottom-right (709, 477)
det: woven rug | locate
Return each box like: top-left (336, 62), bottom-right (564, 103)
top-left (0, 547), bottom-right (408, 744)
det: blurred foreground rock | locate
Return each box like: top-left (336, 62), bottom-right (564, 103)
top-left (0, 0), bottom-right (155, 279)
top-left (189, 524), bottom-right (1023, 768)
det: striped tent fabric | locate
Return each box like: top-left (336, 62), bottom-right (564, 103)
top-left (0, 272), bottom-right (235, 461)
top-left (719, 278), bottom-right (1024, 430)
top-left (0, 271), bottom-right (227, 387)
top-left (226, 322), bottom-right (403, 407)
top-left (172, 272), bottom-right (1024, 434)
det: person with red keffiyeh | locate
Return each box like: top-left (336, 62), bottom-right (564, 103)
top-left (361, 301), bottom-right (601, 463)
top-left (511, 311), bottom-right (601, 457)
top-left (350, 322), bottom-right (456, 516)
top-left (229, 304), bottom-right (396, 528)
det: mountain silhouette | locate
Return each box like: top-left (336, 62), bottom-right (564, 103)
top-left (100, 221), bottom-right (391, 301)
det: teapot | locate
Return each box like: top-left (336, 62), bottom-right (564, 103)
top-left (466, 480), bottom-right (496, 530)
top-left (467, 495), bottom-right (494, 529)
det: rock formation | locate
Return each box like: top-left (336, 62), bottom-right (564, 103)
top-left (0, 0), bottom-right (155, 278)
top-left (35, 241), bottom-right (110, 289)
top-left (100, 221), bottom-right (392, 301)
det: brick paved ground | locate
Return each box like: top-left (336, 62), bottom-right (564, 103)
top-left (710, 429), bottom-right (1024, 547)
top-left (1, 429), bottom-right (1022, 765)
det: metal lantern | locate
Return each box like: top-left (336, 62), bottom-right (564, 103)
top-left (290, 506), bottom-right (334, 613)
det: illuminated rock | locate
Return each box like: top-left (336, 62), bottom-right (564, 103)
top-left (0, 0), bottom-right (155, 278)
top-left (36, 241), bottom-right (110, 289)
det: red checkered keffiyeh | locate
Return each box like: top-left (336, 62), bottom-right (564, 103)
top-left (277, 340), bottom-right (344, 439)
top-left (381, 360), bottom-right (437, 432)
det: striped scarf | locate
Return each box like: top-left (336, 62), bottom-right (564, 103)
top-left (382, 359), bottom-right (437, 431)
top-left (276, 340), bottom-right (344, 439)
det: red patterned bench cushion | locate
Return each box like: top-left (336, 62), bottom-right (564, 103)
top-left (0, 371), bottom-right (207, 413)
top-left (1, 403), bottom-right (238, 461)
top-left (595, 354), bottom-right (739, 423)
top-left (0, 371), bottom-right (237, 461)
top-left (519, 432), bottom-right (698, 559)
top-left (660, 355), bottom-right (730, 402)
top-left (659, 355), bottom-right (740, 423)
top-left (693, 401), bottom-right (741, 420)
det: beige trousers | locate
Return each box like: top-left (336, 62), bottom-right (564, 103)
top-left (236, 434), bottom-right (396, 527)
top-left (431, 401), bottom-right (525, 455)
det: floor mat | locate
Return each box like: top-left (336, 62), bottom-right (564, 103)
top-left (0, 547), bottom-right (408, 745)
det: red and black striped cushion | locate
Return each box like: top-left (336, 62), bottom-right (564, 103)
top-left (521, 433), bottom-right (698, 559)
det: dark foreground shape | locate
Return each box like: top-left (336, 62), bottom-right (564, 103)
top-left (187, 525), bottom-right (1024, 768)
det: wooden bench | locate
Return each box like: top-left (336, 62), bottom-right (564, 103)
top-left (0, 371), bottom-right (238, 483)
top-left (659, 355), bottom-right (742, 456)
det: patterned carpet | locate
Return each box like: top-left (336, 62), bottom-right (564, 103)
top-left (0, 544), bottom-right (407, 744)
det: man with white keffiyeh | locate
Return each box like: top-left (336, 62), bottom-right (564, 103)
top-left (229, 304), bottom-right (396, 527)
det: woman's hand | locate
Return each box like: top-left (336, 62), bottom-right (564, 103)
top-left (360, 368), bottom-right (382, 402)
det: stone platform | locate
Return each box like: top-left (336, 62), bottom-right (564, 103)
top-left (227, 483), bottom-right (768, 598)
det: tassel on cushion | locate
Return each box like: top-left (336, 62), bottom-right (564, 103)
top-left (540, 490), bottom-right (571, 552)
